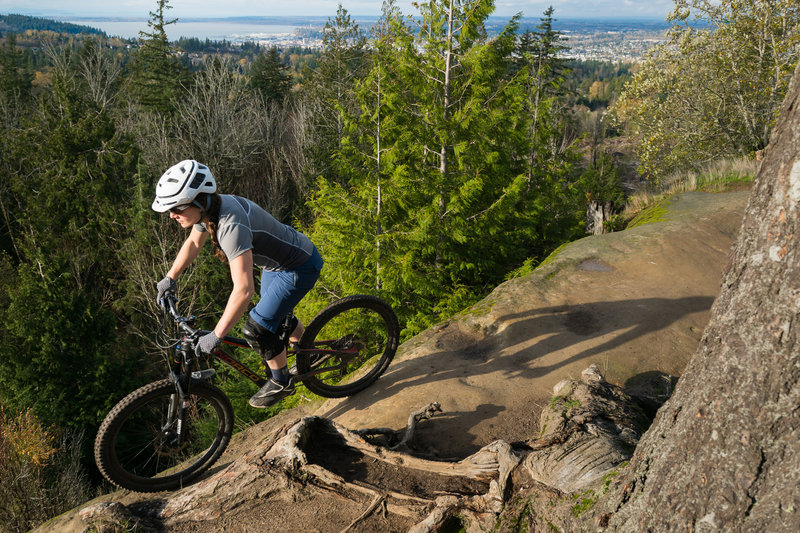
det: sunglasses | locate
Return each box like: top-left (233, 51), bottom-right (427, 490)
top-left (169, 204), bottom-right (190, 214)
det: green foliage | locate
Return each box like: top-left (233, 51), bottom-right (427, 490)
top-left (611, 0), bottom-right (800, 180)
top-left (129, 0), bottom-right (188, 113)
top-left (570, 489), bottom-right (598, 517)
top-left (567, 60), bottom-right (635, 110)
top-left (627, 198), bottom-right (671, 229)
top-left (0, 14), bottom-right (104, 36)
top-left (248, 47), bottom-right (292, 103)
top-left (575, 150), bottom-right (626, 210)
top-left (303, 4), bottom-right (368, 184)
top-left (0, 40), bottom-right (142, 437)
top-left (0, 32), bottom-right (33, 102)
top-left (303, 1), bottom-right (586, 335)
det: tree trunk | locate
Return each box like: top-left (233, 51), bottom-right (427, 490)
top-left (587, 201), bottom-right (612, 235)
top-left (594, 60), bottom-right (800, 532)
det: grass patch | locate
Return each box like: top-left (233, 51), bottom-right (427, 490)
top-left (626, 197), bottom-right (671, 228)
top-left (622, 157), bottom-right (756, 224)
top-left (505, 241), bottom-right (572, 280)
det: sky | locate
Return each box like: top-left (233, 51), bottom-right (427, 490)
top-left (1, 0), bottom-right (673, 20)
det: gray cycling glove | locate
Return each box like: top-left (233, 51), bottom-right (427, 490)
top-left (196, 332), bottom-right (221, 355)
top-left (157, 276), bottom-right (176, 305)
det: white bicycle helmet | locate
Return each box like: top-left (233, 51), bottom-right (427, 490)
top-left (152, 159), bottom-right (217, 212)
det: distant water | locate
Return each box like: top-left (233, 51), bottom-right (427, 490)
top-left (64, 19), bottom-right (298, 41)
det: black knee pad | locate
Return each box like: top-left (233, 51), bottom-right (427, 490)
top-left (243, 316), bottom-right (284, 361)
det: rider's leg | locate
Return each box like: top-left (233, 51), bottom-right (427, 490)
top-left (247, 248), bottom-right (322, 408)
top-left (265, 349), bottom-right (287, 372)
top-left (289, 321), bottom-right (305, 343)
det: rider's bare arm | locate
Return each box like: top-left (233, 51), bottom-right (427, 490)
top-left (213, 250), bottom-right (255, 339)
top-left (167, 228), bottom-right (209, 281)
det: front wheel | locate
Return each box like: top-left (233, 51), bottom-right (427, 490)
top-left (297, 295), bottom-right (399, 398)
top-left (94, 380), bottom-right (234, 493)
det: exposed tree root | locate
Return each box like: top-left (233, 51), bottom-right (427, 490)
top-left (71, 366), bottom-right (652, 533)
top-left (354, 402), bottom-right (443, 452)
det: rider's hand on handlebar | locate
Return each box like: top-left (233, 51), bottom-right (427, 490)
top-left (195, 331), bottom-right (221, 356)
top-left (157, 276), bottom-right (176, 308)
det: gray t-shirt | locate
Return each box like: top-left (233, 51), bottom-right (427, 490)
top-left (195, 195), bottom-right (314, 271)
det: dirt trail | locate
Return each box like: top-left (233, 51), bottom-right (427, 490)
top-left (315, 191), bottom-right (749, 458)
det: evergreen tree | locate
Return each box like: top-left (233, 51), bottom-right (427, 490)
top-left (527, 6), bottom-right (569, 93)
top-left (129, 0), bottom-right (186, 113)
top-left (248, 47), bottom-right (291, 103)
top-left (304, 4), bottom-right (368, 184)
top-left (0, 32), bottom-right (33, 101)
top-left (0, 42), bottom-right (141, 436)
top-left (305, 0), bottom-right (405, 301)
top-left (305, 0), bottom-right (575, 333)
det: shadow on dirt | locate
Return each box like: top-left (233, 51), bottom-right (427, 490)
top-left (318, 296), bottom-right (712, 454)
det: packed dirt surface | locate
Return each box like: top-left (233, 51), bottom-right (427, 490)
top-left (37, 190), bottom-right (750, 533)
top-left (316, 190), bottom-right (749, 459)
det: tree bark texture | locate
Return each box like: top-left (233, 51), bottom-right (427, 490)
top-left (598, 60), bottom-right (800, 532)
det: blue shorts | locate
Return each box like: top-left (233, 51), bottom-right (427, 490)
top-left (249, 246), bottom-right (323, 332)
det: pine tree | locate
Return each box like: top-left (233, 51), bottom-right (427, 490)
top-left (304, 4), bottom-right (368, 184)
top-left (129, 0), bottom-right (186, 113)
top-left (0, 32), bottom-right (33, 102)
top-left (305, 0), bottom-right (405, 300)
top-left (306, 0), bottom-right (559, 332)
top-left (248, 47), bottom-right (291, 103)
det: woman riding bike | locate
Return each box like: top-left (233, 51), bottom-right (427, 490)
top-left (152, 159), bottom-right (323, 408)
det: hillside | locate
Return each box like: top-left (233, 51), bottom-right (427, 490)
top-left (0, 14), bottom-right (104, 35)
top-left (36, 188), bottom-right (750, 532)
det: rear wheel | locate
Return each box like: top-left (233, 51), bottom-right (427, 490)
top-left (94, 380), bottom-right (233, 493)
top-left (297, 295), bottom-right (399, 398)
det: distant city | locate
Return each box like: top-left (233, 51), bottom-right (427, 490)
top-left (59, 15), bottom-right (670, 62)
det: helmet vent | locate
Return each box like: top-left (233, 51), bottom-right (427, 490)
top-left (189, 172), bottom-right (206, 189)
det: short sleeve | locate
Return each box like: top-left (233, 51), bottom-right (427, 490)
top-left (216, 222), bottom-right (253, 261)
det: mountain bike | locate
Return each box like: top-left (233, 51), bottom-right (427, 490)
top-left (94, 293), bottom-right (399, 493)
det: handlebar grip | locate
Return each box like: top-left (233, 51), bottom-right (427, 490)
top-left (162, 292), bottom-right (179, 317)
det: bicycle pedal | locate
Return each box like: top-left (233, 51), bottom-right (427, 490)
top-left (191, 369), bottom-right (216, 381)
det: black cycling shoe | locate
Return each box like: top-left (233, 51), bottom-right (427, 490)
top-left (249, 378), bottom-right (296, 408)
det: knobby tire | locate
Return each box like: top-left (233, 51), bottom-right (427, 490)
top-left (94, 379), bottom-right (234, 493)
top-left (297, 295), bottom-right (399, 398)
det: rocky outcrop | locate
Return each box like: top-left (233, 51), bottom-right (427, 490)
top-left (589, 60), bottom-right (800, 532)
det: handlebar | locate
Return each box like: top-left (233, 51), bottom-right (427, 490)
top-left (161, 292), bottom-right (200, 337)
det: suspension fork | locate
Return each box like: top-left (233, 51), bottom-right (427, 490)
top-left (166, 337), bottom-right (195, 440)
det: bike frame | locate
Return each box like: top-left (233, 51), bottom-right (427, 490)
top-left (163, 295), bottom-right (359, 391)
top-left (196, 332), bottom-right (360, 386)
